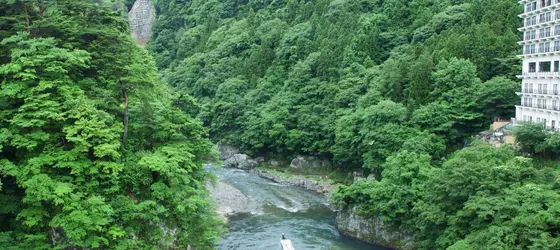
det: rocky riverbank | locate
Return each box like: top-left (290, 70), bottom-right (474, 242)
top-left (251, 168), bottom-right (336, 196)
top-left (207, 181), bottom-right (250, 222)
top-left (215, 144), bottom-right (412, 249)
top-left (336, 206), bottom-right (414, 250)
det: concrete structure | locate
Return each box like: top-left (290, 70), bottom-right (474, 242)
top-left (516, 0), bottom-right (560, 129)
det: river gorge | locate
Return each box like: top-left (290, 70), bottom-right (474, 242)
top-left (207, 166), bottom-right (389, 250)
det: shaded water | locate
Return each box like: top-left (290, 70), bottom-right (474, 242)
top-left (207, 167), bottom-right (390, 250)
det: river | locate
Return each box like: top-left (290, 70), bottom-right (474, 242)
top-left (207, 166), bottom-right (390, 250)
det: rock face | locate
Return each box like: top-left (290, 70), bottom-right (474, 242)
top-left (252, 169), bottom-right (336, 195)
top-left (224, 154), bottom-right (259, 170)
top-left (290, 155), bottom-right (332, 169)
top-left (217, 144), bottom-right (259, 170)
top-left (336, 206), bottom-right (414, 250)
top-left (128, 0), bottom-right (155, 46)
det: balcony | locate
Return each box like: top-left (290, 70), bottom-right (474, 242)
top-left (520, 88), bottom-right (560, 95)
top-left (517, 72), bottom-right (560, 78)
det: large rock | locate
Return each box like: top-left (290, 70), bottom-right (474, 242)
top-left (336, 206), bottom-right (414, 250)
top-left (224, 154), bottom-right (259, 170)
top-left (128, 0), bottom-right (155, 46)
top-left (252, 169), bottom-right (336, 195)
top-left (217, 143), bottom-right (240, 160)
top-left (207, 181), bottom-right (250, 221)
top-left (290, 155), bottom-right (332, 169)
top-left (217, 144), bottom-right (258, 170)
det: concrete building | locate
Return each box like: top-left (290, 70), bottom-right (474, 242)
top-left (516, 0), bottom-right (560, 129)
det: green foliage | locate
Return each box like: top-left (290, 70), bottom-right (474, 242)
top-left (146, 0), bottom-right (530, 249)
top-left (0, 1), bottom-right (223, 249)
top-left (334, 144), bottom-right (559, 250)
top-left (150, 0), bottom-right (519, 163)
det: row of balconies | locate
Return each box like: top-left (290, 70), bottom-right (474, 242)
top-left (520, 88), bottom-right (560, 94)
top-left (520, 31), bottom-right (560, 44)
top-left (520, 1), bottom-right (558, 18)
top-left (517, 72), bottom-right (560, 78)
top-left (522, 13), bottom-right (559, 28)
top-left (521, 45), bottom-right (560, 54)
top-left (519, 102), bottom-right (560, 110)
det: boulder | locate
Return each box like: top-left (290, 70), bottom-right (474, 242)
top-left (224, 154), bottom-right (259, 170)
top-left (290, 155), bottom-right (332, 169)
top-left (217, 143), bottom-right (240, 160)
top-left (336, 206), bottom-right (414, 250)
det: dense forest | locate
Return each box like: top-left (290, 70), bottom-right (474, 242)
top-left (0, 0), bottom-right (222, 249)
top-left (1, 0), bottom-right (559, 249)
top-left (148, 0), bottom-right (560, 249)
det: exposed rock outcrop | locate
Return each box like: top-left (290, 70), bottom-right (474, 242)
top-left (217, 144), bottom-right (259, 170)
top-left (290, 155), bottom-right (332, 169)
top-left (207, 181), bottom-right (250, 222)
top-left (252, 169), bottom-right (336, 196)
top-left (224, 154), bottom-right (259, 170)
top-left (336, 206), bottom-right (414, 250)
top-left (128, 0), bottom-right (155, 46)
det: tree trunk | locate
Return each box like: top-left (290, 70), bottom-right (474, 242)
top-left (122, 89), bottom-right (129, 149)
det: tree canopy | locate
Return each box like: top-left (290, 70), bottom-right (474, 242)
top-left (0, 1), bottom-right (223, 249)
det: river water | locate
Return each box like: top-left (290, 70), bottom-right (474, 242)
top-left (207, 167), bottom-right (390, 250)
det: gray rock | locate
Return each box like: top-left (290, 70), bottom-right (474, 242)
top-left (336, 206), bottom-right (414, 250)
top-left (290, 155), bottom-right (332, 169)
top-left (128, 0), bottom-right (155, 46)
top-left (269, 160), bottom-right (280, 167)
top-left (224, 154), bottom-right (259, 170)
top-left (207, 181), bottom-right (250, 222)
top-left (217, 143), bottom-right (240, 160)
top-left (252, 169), bottom-right (336, 196)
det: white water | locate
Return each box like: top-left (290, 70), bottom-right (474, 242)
top-left (207, 167), bottom-right (390, 250)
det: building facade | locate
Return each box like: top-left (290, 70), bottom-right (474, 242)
top-left (516, 0), bottom-right (560, 129)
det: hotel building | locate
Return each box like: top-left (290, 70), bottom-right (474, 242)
top-left (517, 0), bottom-right (560, 129)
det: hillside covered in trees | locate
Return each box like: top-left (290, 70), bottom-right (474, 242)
top-left (151, 0), bottom-right (520, 169)
top-left (148, 0), bottom-right (560, 249)
top-left (0, 1), bottom-right (223, 249)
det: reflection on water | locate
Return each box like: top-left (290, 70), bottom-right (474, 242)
top-left (207, 166), bottom-right (390, 250)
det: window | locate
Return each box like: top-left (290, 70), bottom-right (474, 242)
top-left (540, 61), bottom-right (552, 72)
top-left (526, 18), bottom-right (532, 27)
top-left (531, 44), bottom-right (536, 53)
top-left (539, 84), bottom-right (544, 94)
top-left (545, 27), bottom-right (551, 37)
top-left (554, 100), bottom-right (559, 109)
top-left (533, 2), bottom-right (537, 11)
top-left (545, 42), bottom-right (551, 52)
top-left (555, 41), bottom-right (560, 51)
top-left (544, 84), bottom-right (549, 94)
top-left (540, 28), bottom-right (545, 38)
top-left (555, 25), bottom-right (560, 35)
top-left (552, 120), bottom-right (556, 129)
top-left (532, 16), bottom-right (538, 25)
top-left (554, 84), bottom-right (558, 94)
top-left (530, 62), bottom-right (537, 72)
top-left (526, 31), bottom-right (531, 40)
top-left (546, 12), bottom-right (552, 22)
top-left (537, 117), bottom-right (541, 123)
top-left (539, 43), bottom-right (545, 53)
top-left (541, 14), bottom-right (546, 23)
top-left (556, 10), bottom-right (560, 20)
top-left (554, 61), bottom-right (559, 72)
top-left (525, 83), bottom-right (530, 92)
top-left (531, 30), bottom-right (537, 39)
top-left (543, 118), bottom-right (547, 125)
